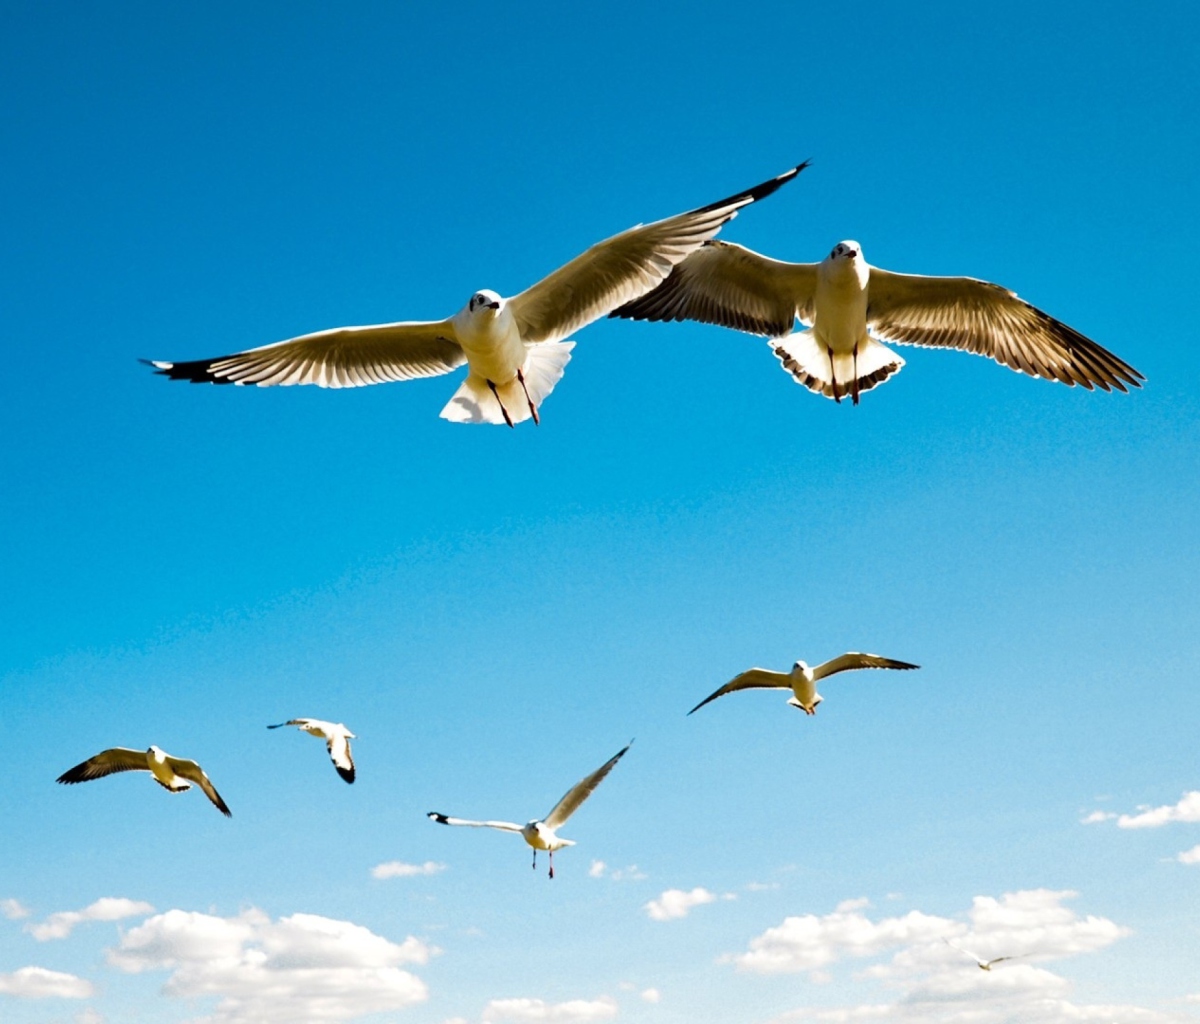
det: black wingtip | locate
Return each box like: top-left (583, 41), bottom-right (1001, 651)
top-left (336, 766), bottom-right (356, 784)
top-left (427, 812), bottom-right (450, 825)
top-left (693, 160), bottom-right (809, 215)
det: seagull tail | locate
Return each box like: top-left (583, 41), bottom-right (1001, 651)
top-left (439, 342), bottom-right (574, 425)
top-left (770, 332), bottom-right (903, 402)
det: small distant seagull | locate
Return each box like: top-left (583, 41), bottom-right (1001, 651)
top-left (612, 239), bottom-right (1143, 403)
top-left (427, 741), bottom-right (632, 878)
top-left (268, 718), bottom-right (356, 783)
top-left (56, 746), bottom-right (231, 817)
top-left (145, 164), bottom-right (806, 426)
top-left (689, 653), bottom-right (918, 716)
top-left (944, 938), bottom-right (1027, 971)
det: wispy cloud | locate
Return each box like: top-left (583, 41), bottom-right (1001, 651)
top-left (588, 861), bottom-right (646, 881)
top-left (371, 860), bottom-right (446, 880)
top-left (29, 897), bottom-right (154, 941)
top-left (1, 898), bottom-right (31, 921)
top-left (1177, 844), bottom-right (1200, 865)
top-left (640, 988), bottom-right (660, 1004)
top-left (481, 996), bottom-right (618, 1022)
top-left (0, 966), bottom-right (94, 999)
top-left (108, 906), bottom-right (432, 1022)
top-left (643, 887), bottom-right (732, 921)
top-left (1080, 810), bottom-right (1116, 824)
top-left (1115, 791), bottom-right (1200, 829)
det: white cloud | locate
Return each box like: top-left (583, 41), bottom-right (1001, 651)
top-left (644, 887), bottom-right (731, 921)
top-left (371, 860), bottom-right (446, 880)
top-left (1115, 791), bottom-right (1200, 829)
top-left (640, 988), bottom-right (660, 1003)
top-left (482, 996), bottom-right (618, 1022)
top-left (1177, 844), bottom-right (1200, 865)
top-left (731, 889), bottom-right (1159, 1024)
top-left (76, 1009), bottom-right (105, 1024)
top-left (0, 966), bottom-right (94, 999)
top-left (1, 898), bottom-right (31, 920)
top-left (29, 897), bottom-right (155, 941)
top-left (589, 861), bottom-right (646, 882)
top-left (1080, 810), bottom-right (1116, 824)
top-left (108, 907), bottom-right (432, 1022)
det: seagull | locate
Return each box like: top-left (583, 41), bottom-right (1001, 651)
top-left (944, 938), bottom-right (1027, 971)
top-left (688, 653), bottom-right (919, 716)
top-left (145, 164), bottom-right (807, 426)
top-left (56, 746), bottom-right (232, 817)
top-left (612, 238), bottom-right (1143, 404)
top-left (427, 741), bottom-right (632, 878)
top-left (267, 718), bottom-right (356, 784)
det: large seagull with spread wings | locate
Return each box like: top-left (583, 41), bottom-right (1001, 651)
top-left (56, 745), bottom-right (232, 817)
top-left (146, 164), bottom-right (806, 426)
top-left (613, 238), bottom-right (1143, 403)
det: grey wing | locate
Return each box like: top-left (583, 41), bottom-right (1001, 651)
top-left (866, 268), bottom-right (1143, 391)
top-left (426, 812), bottom-right (523, 833)
top-left (146, 319), bottom-right (465, 389)
top-left (543, 741), bottom-right (633, 830)
top-left (56, 748), bottom-right (149, 784)
top-left (611, 240), bottom-right (818, 336)
top-left (812, 653), bottom-right (920, 681)
top-left (167, 758), bottom-right (232, 817)
top-left (509, 164), bottom-right (807, 346)
top-left (327, 733), bottom-right (355, 784)
top-left (688, 668), bottom-right (792, 715)
top-left (266, 719), bottom-right (311, 729)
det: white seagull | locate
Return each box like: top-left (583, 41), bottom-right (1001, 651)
top-left (689, 653), bottom-right (919, 716)
top-left (944, 938), bottom-right (1027, 971)
top-left (612, 238), bottom-right (1143, 403)
top-left (427, 741), bottom-right (632, 878)
top-left (56, 745), bottom-right (232, 817)
top-left (145, 164), bottom-right (806, 426)
top-left (267, 718), bottom-right (356, 784)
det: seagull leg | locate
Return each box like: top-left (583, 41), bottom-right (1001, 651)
top-left (827, 346), bottom-right (841, 404)
top-left (516, 368), bottom-right (540, 425)
top-left (852, 344), bottom-right (860, 406)
top-left (487, 380), bottom-right (515, 429)
top-left (532, 849), bottom-right (537, 871)
top-left (548, 851), bottom-right (555, 880)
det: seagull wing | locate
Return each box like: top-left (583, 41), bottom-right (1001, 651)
top-left (543, 741), bottom-right (633, 830)
top-left (56, 748), bottom-right (149, 784)
top-left (866, 268), bottom-right (1143, 391)
top-left (509, 164), bottom-right (807, 346)
top-left (944, 938), bottom-right (985, 964)
top-left (266, 719), bottom-right (311, 729)
top-left (688, 668), bottom-right (793, 715)
top-left (427, 812), bottom-right (523, 833)
top-left (611, 240), bottom-right (818, 336)
top-left (146, 319), bottom-right (465, 389)
top-left (811, 653), bottom-right (920, 681)
top-left (165, 757), bottom-right (232, 817)
top-left (327, 732), bottom-right (355, 784)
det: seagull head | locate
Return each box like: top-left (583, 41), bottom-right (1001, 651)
top-left (828, 241), bottom-right (860, 262)
top-left (466, 290), bottom-right (503, 317)
top-left (792, 660), bottom-right (810, 674)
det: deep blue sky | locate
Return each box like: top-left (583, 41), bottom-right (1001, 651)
top-left (2, 3), bottom-right (1198, 1022)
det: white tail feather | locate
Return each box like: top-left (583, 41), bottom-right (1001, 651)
top-left (440, 342), bottom-right (574, 425)
top-left (770, 332), bottom-right (903, 402)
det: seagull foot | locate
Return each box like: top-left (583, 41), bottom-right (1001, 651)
top-left (487, 379), bottom-right (515, 428)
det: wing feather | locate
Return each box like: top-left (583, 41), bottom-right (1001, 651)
top-left (327, 733), bottom-right (355, 784)
top-left (427, 813), bottom-right (523, 833)
top-left (866, 269), bottom-right (1143, 391)
top-left (146, 320), bottom-right (465, 389)
top-left (56, 748), bottom-right (149, 784)
top-left (811, 653), bottom-right (919, 681)
top-left (688, 668), bottom-right (792, 715)
top-left (166, 757), bottom-right (232, 817)
top-left (543, 742), bottom-right (632, 830)
top-left (510, 164), bottom-right (807, 346)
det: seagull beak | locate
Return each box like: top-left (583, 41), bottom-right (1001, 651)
top-left (847, 249), bottom-right (858, 259)
top-left (486, 300), bottom-right (500, 310)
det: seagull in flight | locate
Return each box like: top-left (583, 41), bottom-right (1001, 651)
top-left (56, 746), bottom-right (231, 817)
top-left (145, 164), bottom-right (807, 426)
top-left (944, 938), bottom-right (1027, 971)
top-left (689, 653), bottom-right (918, 716)
top-left (612, 238), bottom-right (1143, 404)
top-left (427, 741), bottom-right (632, 878)
top-left (267, 718), bottom-right (356, 784)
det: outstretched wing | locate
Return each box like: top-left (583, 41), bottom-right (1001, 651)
top-left (166, 757), bottom-right (232, 817)
top-left (56, 748), bottom-right (148, 784)
top-left (688, 668), bottom-right (793, 715)
top-left (543, 741), bottom-right (633, 830)
top-left (146, 320), bottom-right (465, 389)
top-left (866, 268), bottom-right (1143, 391)
top-left (811, 653), bottom-right (919, 681)
top-left (327, 733), bottom-right (355, 784)
top-left (427, 812), bottom-right (523, 833)
top-left (266, 720), bottom-right (311, 730)
top-left (611, 240), bottom-right (818, 336)
top-left (510, 164), bottom-right (807, 346)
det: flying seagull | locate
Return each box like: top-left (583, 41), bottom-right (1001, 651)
top-left (268, 718), bottom-right (356, 783)
top-left (427, 741), bottom-right (632, 878)
top-left (944, 938), bottom-right (1027, 971)
top-left (689, 653), bottom-right (918, 716)
top-left (612, 238), bottom-right (1143, 404)
top-left (145, 164), bottom-right (807, 426)
top-left (56, 745), bottom-right (231, 817)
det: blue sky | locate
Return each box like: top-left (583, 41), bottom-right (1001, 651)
top-left (2, 1), bottom-right (1198, 1022)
